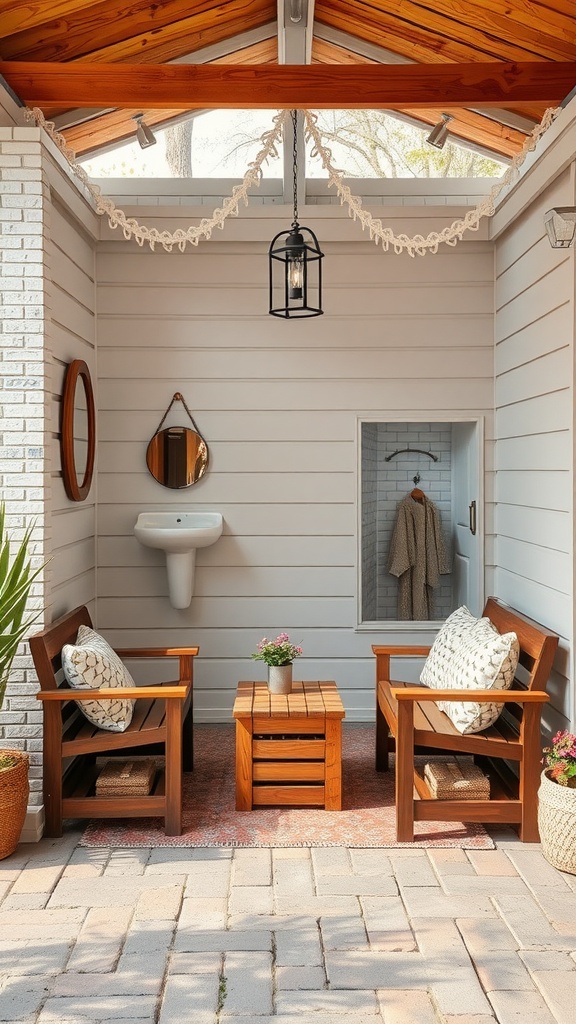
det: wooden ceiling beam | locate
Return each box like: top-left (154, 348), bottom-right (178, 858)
top-left (313, 27), bottom-right (541, 131)
top-left (2, 60), bottom-right (574, 109)
top-left (56, 38), bottom-right (279, 155)
top-left (312, 38), bottom-right (527, 159)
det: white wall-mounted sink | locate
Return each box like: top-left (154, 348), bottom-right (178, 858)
top-left (134, 511), bottom-right (223, 609)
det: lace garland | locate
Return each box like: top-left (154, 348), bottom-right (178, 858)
top-left (25, 106), bottom-right (289, 252)
top-left (303, 107), bottom-right (560, 257)
top-left (25, 104), bottom-right (559, 256)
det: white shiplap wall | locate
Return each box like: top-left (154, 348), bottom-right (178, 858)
top-left (494, 170), bottom-right (574, 734)
top-left (96, 208), bottom-right (494, 721)
top-left (48, 196), bottom-right (98, 622)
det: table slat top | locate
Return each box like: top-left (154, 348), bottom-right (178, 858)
top-left (233, 680), bottom-right (345, 720)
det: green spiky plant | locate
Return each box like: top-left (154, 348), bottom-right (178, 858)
top-left (0, 503), bottom-right (43, 770)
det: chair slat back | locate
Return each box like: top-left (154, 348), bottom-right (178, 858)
top-left (29, 605), bottom-right (92, 691)
top-left (483, 597), bottom-right (558, 693)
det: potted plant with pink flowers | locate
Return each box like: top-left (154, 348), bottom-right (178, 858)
top-left (538, 730), bottom-right (576, 874)
top-left (251, 633), bottom-right (303, 694)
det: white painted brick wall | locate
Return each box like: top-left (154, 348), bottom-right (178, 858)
top-left (0, 128), bottom-right (49, 808)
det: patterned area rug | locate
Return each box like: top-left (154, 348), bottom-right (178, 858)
top-left (81, 724), bottom-right (494, 849)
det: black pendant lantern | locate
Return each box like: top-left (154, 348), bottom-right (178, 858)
top-left (269, 110), bottom-right (324, 319)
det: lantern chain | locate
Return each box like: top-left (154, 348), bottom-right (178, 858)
top-left (291, 108), bottom-right (299, 227)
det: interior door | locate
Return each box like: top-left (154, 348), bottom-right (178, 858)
top-left (452, 422), bottom-right (482, 614)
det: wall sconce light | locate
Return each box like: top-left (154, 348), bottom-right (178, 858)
top-left (132, 113), bottom-right (157, 150)
top-left (426, 113), bottom-right (453, 150)
top-left (544, 207), bottom-right (576, 248)
top-left (268, 110), bottom-right (324, 319)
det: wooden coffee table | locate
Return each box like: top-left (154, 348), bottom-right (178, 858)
top-left (233, 680), bottom-right (345, 811)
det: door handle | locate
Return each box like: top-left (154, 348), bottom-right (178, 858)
top-left (468, 500), bottom-right (477, 536)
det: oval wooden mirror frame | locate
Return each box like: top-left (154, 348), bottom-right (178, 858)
top-left (60, 359), bottom-right (96, 501)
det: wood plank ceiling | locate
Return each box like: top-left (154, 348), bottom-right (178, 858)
top-left (0, 1), bottom-right (575, 160)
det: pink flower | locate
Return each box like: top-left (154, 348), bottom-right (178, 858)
top-left (251, 632), bottom-right (303, 666)
top-left (543, 729), bottom-right (576, 786)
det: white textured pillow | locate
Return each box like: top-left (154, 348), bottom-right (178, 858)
top-left (420, 606), bottom-right (520, 735)
top-left (420, 606), bottom-right (483, 688)
top-left (62, 625), bottom-right (135, 733)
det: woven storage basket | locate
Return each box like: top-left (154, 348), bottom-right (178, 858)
top-left (424, 760), bottom-right (490, 800)
top-left (0, 750), bottom-right (29, 860)
top-left (95, 759), bottom-right (156, 797)
top-left (538, 770), bottom-right (576, 875)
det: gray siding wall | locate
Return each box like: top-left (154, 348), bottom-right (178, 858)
top-left (48, 198), bottom-right (97, 622)
top-left (494, 168), bottom-right (574, 734)
top-left (96, 208), bottom-right (494, 722)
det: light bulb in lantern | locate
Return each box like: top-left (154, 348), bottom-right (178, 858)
top-left (288, 254), bottom-right (304, 298)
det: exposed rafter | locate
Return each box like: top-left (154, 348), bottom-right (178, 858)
top-left (2, 2), bottom-right (576, 160)
top-left (311, 38), bottom-right (528, 159)
top-left (2, 60), bottom-right (574, 110)
top-left (313, 24), bottom-right (538, 135)
top-left (51, 24), bottom-right (277, 132)
top-left (50, 36), bottom-right (278, 153)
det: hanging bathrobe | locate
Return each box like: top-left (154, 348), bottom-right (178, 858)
top-left (387, 494), bottom-right (451, 620)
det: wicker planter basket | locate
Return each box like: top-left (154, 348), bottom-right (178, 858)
top-left (0, 750), bottom-right (29, 860)
top-left (538, 769), bottom-right (576, 875)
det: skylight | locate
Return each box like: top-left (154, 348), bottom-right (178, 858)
top-left (80, 110), bottom-right (283, 179)
top-left (80, 109), bottom-right (507, 180)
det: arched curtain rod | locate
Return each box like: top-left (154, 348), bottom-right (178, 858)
top-left (385, 448), bottom-right (438, 462)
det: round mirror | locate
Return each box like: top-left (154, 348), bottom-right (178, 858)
top-left (60, 359), bottom-right (95, 502)
top-left (146, 427), bottom-right (208, 489)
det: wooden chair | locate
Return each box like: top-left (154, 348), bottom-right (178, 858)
top-left (374, 598), bottom-right (559, 842)
top-left (30, 605), bottom-right (198, 837)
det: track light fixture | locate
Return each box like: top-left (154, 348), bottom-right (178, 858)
top-left (268, 110), bottom-right (324, 319)
top-left (132, 113), bottom-right (157, 150)
top-left (544, 207), bottom-right (576, 248)
top-left (289, 0), bottom-right (304, 23)
top-left (426, 113), bottom-right (453, 150)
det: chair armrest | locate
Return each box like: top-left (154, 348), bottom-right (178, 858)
top-left (37, 684), bottom-right (190, 701)
top-left (372, 645), bottom-right (431, 657)
top-left (393, 687), bottom-right (550, 704)
top-left (114, 647), bottom-right (199, 658)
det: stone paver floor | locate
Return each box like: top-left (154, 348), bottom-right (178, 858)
top-left (1, 827), bottom-right (576, 1024)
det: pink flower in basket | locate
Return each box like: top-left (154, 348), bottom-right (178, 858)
top-left (542, 730), bottom-right (576, 788)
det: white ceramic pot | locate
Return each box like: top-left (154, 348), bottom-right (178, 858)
top-left (268, 663), bottom-right (293, 695)
top-left (538, 769), bottom-right (576, 875)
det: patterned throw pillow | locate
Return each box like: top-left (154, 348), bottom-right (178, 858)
top-left (420, 605), bottom-right (520, 735)
top-left (62, 625), bottom-right (135, 732)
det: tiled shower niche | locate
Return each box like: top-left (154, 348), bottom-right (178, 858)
top-left (361, 421), bottom-right (454, 622)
